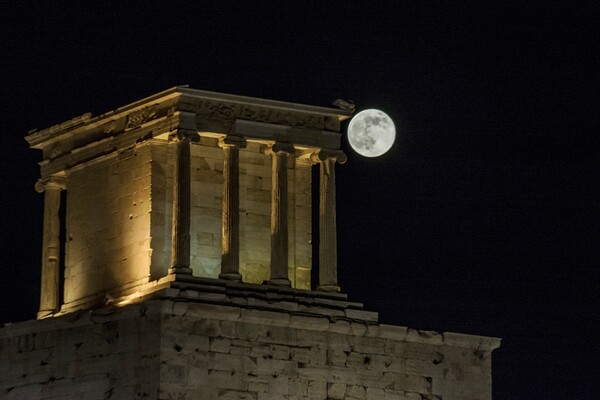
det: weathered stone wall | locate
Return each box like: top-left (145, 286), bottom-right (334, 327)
top-left (161, 301), bottom-right (496, 400)
top-left (64, 144), bottom-right (154, 309)
top-left (0, 303), bottom-right (161, 399)
top-left (0, 300), bottom-right (498, 400)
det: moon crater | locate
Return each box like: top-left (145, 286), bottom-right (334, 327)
top-left (347, 109), bottom-right (396, 157)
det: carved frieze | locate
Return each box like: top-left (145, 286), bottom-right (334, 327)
top-left (49, 143), bottom-right (63, 160)
top-left (180, 99), bottom-right (326, 130)
top-left (126, 104), bottom-right (159, 129)
top-left (102, 120), bottom-right (117, 134)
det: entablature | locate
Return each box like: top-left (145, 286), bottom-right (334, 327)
top-left (26, 86), bottom-right (352, 179)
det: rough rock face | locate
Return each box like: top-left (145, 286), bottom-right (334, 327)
top-left (0, 299), bottom-right (499, 400)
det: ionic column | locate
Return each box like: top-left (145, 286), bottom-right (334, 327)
top-left (219, 135), bottom-right (247, 281)
top-left (311, 150), bottom-right (347, 292)
top-left (267, 142), bottom-right (295, 286)
top-left (169, 129), bottom-right (200, 275)
top-left (35, 176), bottom-right (66, 319)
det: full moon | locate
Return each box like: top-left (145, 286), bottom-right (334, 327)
top-left (347, 109), bottom-right (396, 157)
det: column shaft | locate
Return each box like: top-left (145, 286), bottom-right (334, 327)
top-left (269, 144), bottom-right (294, 286)
top-left (37, 178), bottom-right (65, 318)
top-left (318, 159), bottom-right (340, 291)
top-left (170, 131), bottom-right (199, 275)
top-left (310, 150), bottom-right (346, 292)
top-left (220, 136), bottom-right (246, 281)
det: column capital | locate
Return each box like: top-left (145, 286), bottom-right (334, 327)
top-left (219, 135), bottom-right (247, 149)
top-left (310, 149), bottom-right (347, 165)
top-left (176, 128), bottom-right (200, 142)
top-left (265, 142), bottom-right (295, 156)
top-left (175, 111), bottom-right (199, 142)
top-left (35, 176), bottom-right (67, 193)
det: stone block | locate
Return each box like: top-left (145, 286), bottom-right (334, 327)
top-left (229, 345), bottom-right (251, 357)
top-left (445, 363), bottom-right (491, 383)
top-left (355, 369), bottom-right (388, 388)
top-left (432, 378), bottom-right (492, 400)
top-left (390, 373), bottom-right (432, 395)
top-left (405, 359), bottom-right (444, 378)
top-left (255, 358), bottom-right (298, 376)
top-left (208, 352), bottom-right (257, 374)
top-left (307, 379), bottom-right (327, 399)
top-left (406, 329), bottom-right (443, 345)
top-left (289, 315), bottom-right (329, 332)
top-left (366, 387), bottom-right (386, 400)
top-left (181, 303), bottom-right (242, 321)
top-left (160, 363), bottom-right (188, 385)
top-left (289, 347), bottom-right (312, 364)
top-left (385, 358), bottom-right (406, 373)
top-left (345, 309), bottom-right (379, 322)
top-left (219, 389), bottom-right (258, 399)
top-left (250, 345), bottom-right (271, 359)
top-left (268, 374), bottom-right (289, 394)
top-left (241, 309), bottom-right (292, 329)
top-left (248, 379), bottom-right (268, 393)
top-left (242, 175), bottom-right (264, 190)
top-left (383, 389), bottom-right (421, 400)
top-left (207, 370), bottom-right (245, 391)
top-left (192, 319), bottom-right (222, 337)
top-left (346, 385), bottom-right (368, 399)
top-left (301, 365), bottom-right (359, 384)
top-left (327, 382), bottom-right (346, 399)
top-left (348, 336), bottom-right (387, 355)
top-left (270, 344), bottom-right (291, 360)
top-left (403, 343), bottom-right (445, 365)
top-left (210, 338), bottom-right (232, 354)
top-left (327, 349), bottom-right (348, 366)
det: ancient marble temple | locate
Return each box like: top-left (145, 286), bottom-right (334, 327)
top-left (26, 86), bottom-right (349, 317)
top-left (0, 87), bottom-right (499, 400)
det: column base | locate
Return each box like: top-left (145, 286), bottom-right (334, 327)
top-left (317, 284), bottom-right (341, 293)
top-left (219, 272), bottom-right (242, 281)
top-left (268, 278), bottom-right (291, 287)
top-left (37, 310), bottom-right (55, 319)
top-left (169, 266), bottom-right (193, 275)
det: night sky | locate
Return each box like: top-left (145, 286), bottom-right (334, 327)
top-left (1, 2), bottom-right (599, 398)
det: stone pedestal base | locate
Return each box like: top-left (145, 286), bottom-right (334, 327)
top-left (218, 272), bottom-right (242, 281)
top-left (268, 277), bottom-right (291, 287)
top-left (317, 284), bottom-right (341, 293)
top-left (36, 310), bottom-right (54, 319)
top-left (0, 294), bottom-right (499, 400)
top-left (168, 266), bottom-right (193, 275)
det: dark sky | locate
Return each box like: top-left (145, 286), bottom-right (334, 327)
top-left (1, 2), bottom-right (599, 398)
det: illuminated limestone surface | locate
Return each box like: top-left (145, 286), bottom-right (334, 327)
top-left (24, 86), bottom-right (351, 313)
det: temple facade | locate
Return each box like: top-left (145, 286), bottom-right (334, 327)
top-left (0, 87), bottom-right (500, 399)
top-left (24, 86), bottom-right (351, 316)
